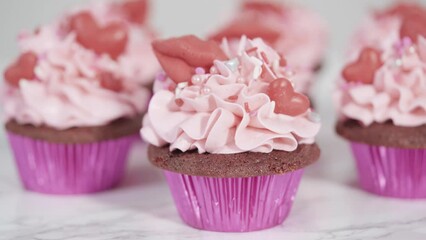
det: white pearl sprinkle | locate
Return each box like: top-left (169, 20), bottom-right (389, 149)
top-left (201, 86), bottom-right (211, 95)
top-left (236, 77), bottom-right (244, 83)
top-left (191, 75), bottom-right (203, 85)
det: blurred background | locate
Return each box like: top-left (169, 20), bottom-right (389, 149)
top-left (0, 0), bottom-right (404, 61)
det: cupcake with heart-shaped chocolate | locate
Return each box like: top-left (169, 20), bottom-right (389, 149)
top-left (142, 35), bottom-right (321, 232)
top-left (348, 1), bottom-right (426, 58)
top-left (336, 34), bottom-right (426, 198)
top-left (209, 0), bottom-right (328, 95)
top-left (3, 0), bottom-right (159, 195)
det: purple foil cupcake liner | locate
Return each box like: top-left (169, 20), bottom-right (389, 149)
top-left (350, 142), bottom-right (426, 198)
top-left (7, 131), bottom-right (136, 195)
top-left (164, 170), bottom-right (304, 232)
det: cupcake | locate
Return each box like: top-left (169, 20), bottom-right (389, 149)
top-left (209, 0), bottom-right (328, 94)
top-left (348, 1), bottom-right (426, 58)
top-left (3, 0), bottom-right (159, 194)
top-left (336, 27), bottom-right (426, 198)
top-left (142, 35), bottom-right (321, 232)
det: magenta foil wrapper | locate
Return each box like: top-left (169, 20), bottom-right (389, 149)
top-left (350, 142), bottom-right (426, 198)
top-left (164, 170), bottom-right (304, 232)
top-left (7, 131), bottom-right (135, 195)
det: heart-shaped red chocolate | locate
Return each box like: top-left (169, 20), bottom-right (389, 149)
top-left (4, 52), bottom-right (38, 87)
top-left (210, 19), bottom-right (281, 44)
top-left (400, 14), bottom-right (426, 42)
top-left (98, 72), bottom-right (123, 92)
top-left (267, 78), bottom-right (310, 116)
top-left (120, 0), bottom-right (148, 25)
top-left (243, 1), bottom-right (284, 15)
top-left (152, 35), bottom-right (227, 84)
top-left (342, 48), bottom-right (383, 84)
top-left (70, 11), bottom-right (128, 59)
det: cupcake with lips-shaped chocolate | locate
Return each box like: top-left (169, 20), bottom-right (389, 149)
top-left (348, 1), bottom-right (426, 58)
top-left (336, 32), bottom-right (426, 198)
top-left (3, 0), bottom-right (159, 195)
top-left (142, 35), bottom-right (321, 232)
top-left (209, 0), bottom-right (328, 95)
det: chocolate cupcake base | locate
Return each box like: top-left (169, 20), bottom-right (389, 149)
top-left (336, 119), bottom-right (426, 149)
top-left (5, 116), bottom-right (142, 144)
top-left (148, 144), bottom-right (320, 178)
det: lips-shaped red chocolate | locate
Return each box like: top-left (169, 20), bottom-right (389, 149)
top-left (376, 2), bottom-right (426, 42)
top-left (152, 35), bottom-right (227, 84)
top-left (210, 19), bottom-right (281, 44)
top-left (400, 14), bottom-right (426, 42)
top-left (242, 1), bottom-right (285, 15)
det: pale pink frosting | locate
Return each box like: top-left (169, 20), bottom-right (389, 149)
top-left (273, 6), bottom-right (328, 71)
top-left (142, 37), bottom-right (320, 154)
top-left (3, 2), bottom-right (159, 130)
top-left (348, 15), bottom-right (401, 59)
top-left (336, 37), bottom-right (426, 127)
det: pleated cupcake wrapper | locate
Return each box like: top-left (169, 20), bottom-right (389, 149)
top-left (7, 131), bottom-right (136, 195)
top-left (164, 169), bottom-right (304, 232)
top-left (350, 142), bottom-right (426, 199)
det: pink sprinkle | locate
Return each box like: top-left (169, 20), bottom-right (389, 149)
top-left (156, 71), bottom-right (167, 81)
top-left (261, 52), bottom-right (270, 64)
top-left (341, 82), bottom-right (351, 91)
top-left (195, 67), bottom-right (206, 75)
top-left (246, 47), bottom-right (258, 54)
top-left (244, 102), bottom-right (251, 113)
top-left (402, 37), bottom-right (412, 47)
top-left (228, 95), bottom-right (238, 101)
top-left (175, 98), bottom-right (184, 107)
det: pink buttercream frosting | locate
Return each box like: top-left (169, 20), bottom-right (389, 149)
top-left (142, 37), bottom-right (321, 154)
top-left (348, 15), bottom-right (401, 59)
top-left (273, 6), bottom-right (328, 71)
top-left (3, 1), bottom-right (159, 130)
top-left (336, 37), bottom-right (426, 127)
top-left (211, 3), bottom-right (327, 94)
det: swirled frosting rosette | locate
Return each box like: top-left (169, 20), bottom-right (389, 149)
top-left (3, 0), bottom-right (159, 130)
top-left (337, 37), bottom-right (426, 127)
top-left (142, 35), bottom-right (320, 154)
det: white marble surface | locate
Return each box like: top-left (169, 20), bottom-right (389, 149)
top-left (1, 58), bottom-right (426, 240)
